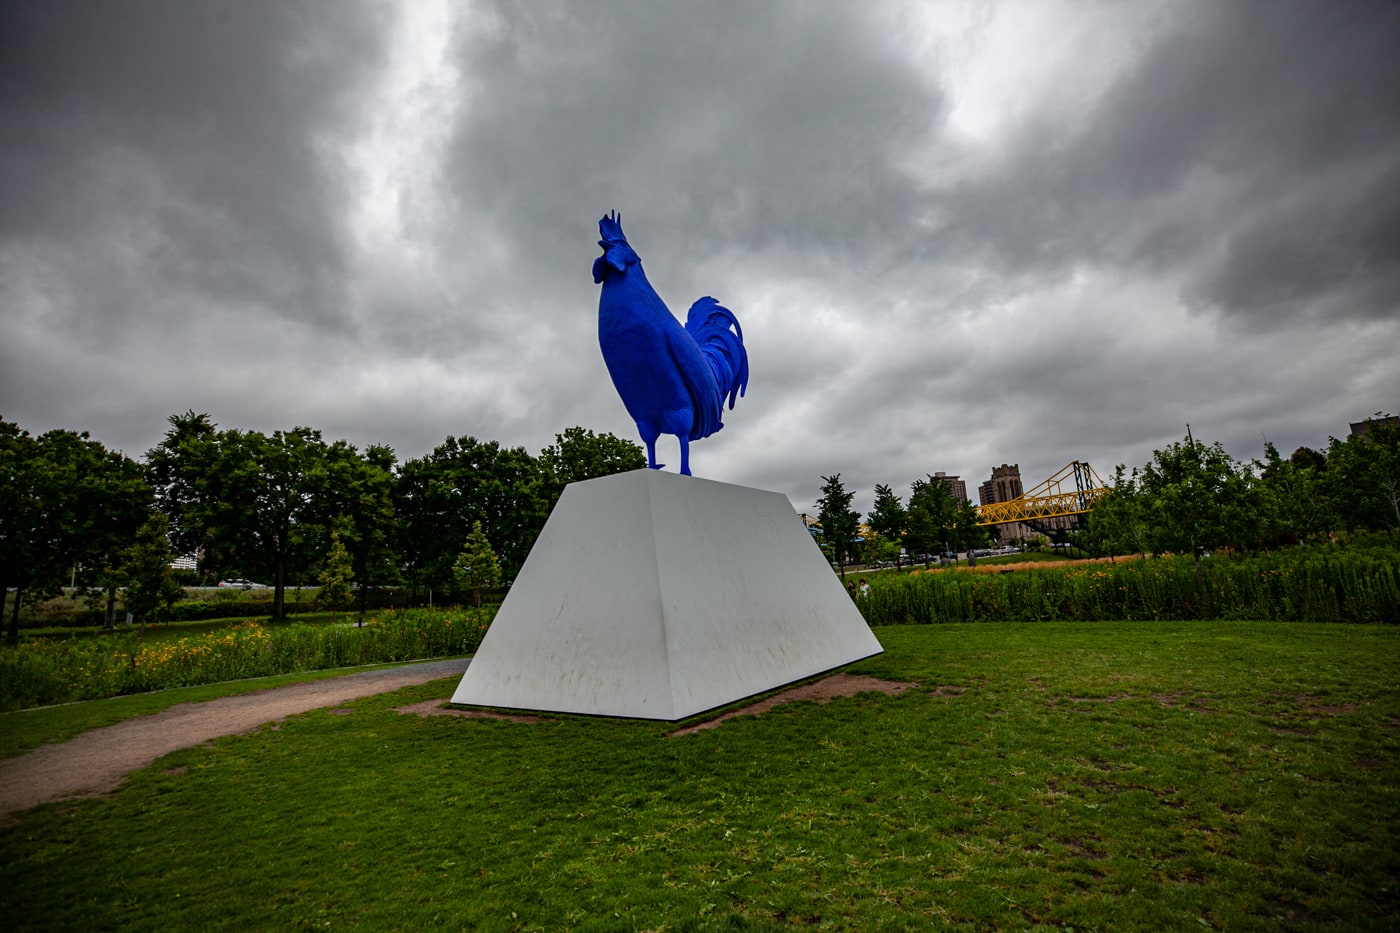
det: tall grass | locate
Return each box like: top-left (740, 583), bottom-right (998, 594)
top-left (860, 549), bottom-right (1399, 625)
top-left (0, 608), bottom-right (492, 711)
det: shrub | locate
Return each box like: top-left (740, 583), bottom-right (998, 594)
top-left (0, 608), bottom-right (493, 711)
top-left (859, 548), bottom-right (1400, 625)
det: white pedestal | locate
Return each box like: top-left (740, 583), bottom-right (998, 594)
top-left (450, 469), bottom-right (882, 720)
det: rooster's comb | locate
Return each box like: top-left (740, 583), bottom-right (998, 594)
top-left (598, 211), bottom-right (627, 246)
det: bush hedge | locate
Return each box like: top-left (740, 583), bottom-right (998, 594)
top-left (858, 549), bottom-right (1400, 625)
top-left (0, 608), bottom-right (493, 711)
top-left (4, 586), bottom-right (504, 630)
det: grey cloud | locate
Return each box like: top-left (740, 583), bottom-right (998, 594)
top-left (927, 1), bottom-right (1400, 326)
top-left (442, 0), bottom-right (946, 284)
top-left (0, 0), bottom-right (389, 334)
top-left (1190, 160), bottom-right (1400, 324)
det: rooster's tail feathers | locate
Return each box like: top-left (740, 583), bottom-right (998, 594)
top-left (685, 297), bottom-right (749, 410)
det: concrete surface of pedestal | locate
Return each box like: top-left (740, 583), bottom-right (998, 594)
top-left (450, 469), bottom-right (883, 720)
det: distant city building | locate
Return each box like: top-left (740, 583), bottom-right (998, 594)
top-left (978, 463), bottom-right (1024, 506)
top-left (1350, 415), bottom-right (1399, 437)
top-left (931, 471), bottom-right (967, 503)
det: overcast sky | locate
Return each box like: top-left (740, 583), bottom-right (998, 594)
top-left (3, 0), bottom-right (1397, 517)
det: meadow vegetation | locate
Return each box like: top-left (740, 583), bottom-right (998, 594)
top-left (860, 548), bottom-right (1399, 626)
top-left (0, 608), bottom-right (492, 711)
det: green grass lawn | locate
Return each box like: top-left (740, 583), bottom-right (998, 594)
top-left (2, 621), bottom-right (1397, 931)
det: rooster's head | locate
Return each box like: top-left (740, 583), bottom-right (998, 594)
top-left (593, 211), bottom-right (640, 284)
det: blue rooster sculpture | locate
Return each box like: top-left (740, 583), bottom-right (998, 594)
top-left (593, 212), bottom-right (748, 476)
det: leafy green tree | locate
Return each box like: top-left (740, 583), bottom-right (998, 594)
top-left (861, 530), bottom-right (901, 564)
top-left (538, 427), bottom-right (645, 505)
top-left (1256, 443), bottom-right (1332, 545)
top-left (951, 498), bottom-right (990, 565)
top-left (395, 436), bottom-right (547, 594)
top-left (1, 422), bottom-right (43, 639)
top-left (121, 512), bottom-right (183, 630)
top-left (453, 520), bottom-right (502, 608)
top-left (318, 525), bottom-right (355, 623)
top-left (2, 420), bottom-right (151, 642)
top-left (905, 476), bottom-right (957, 563)
top-left (815, 474), bottom-right (861, 577)
top-left (145, 411), bottom-right (220, 567)
top-left (148, 417), bottom-right (351, 621)
top-left (1087, 466), bottom-right (1152, 559)
top-left (1323, 414), bottom-right (1400, 535)
top-left (866, 483), bottom-right (907, 548)
top-left (220, 427), bottom-right (338, 620)
top-left (1137, 435), bottom-right (1256, 585)
top-left (323, 441), bottom-right (400, 614)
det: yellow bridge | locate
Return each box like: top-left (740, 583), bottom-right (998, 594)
top-left (975, 461), bottom-right (1110, 527)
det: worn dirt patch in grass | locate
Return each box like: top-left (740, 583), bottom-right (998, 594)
top-left (670, 673), bottom-right (916, 736)
top-left (395, 700), bottom-right (547, 724)
top-left (1290, 693), bottom-right (1361, 715)
top-left (1055, 693), bottom-right (1134, 705)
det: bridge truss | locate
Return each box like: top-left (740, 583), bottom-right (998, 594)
top-left (975, 461), bottom-right (1110, 527)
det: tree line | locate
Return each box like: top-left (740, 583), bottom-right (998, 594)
top-left (813, 473), bottom-right (991, 575)
top-left (1, 414), bottom-right (644, 640)
top-left (1085, 416), bottom-right (1400, 581)
top-left (6, 410), bottom-right (1395, 639)
top-left (809, 414), bottom-right (1399, 577)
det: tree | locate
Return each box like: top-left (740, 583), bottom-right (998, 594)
top-left (815, 474), bottom-right (861, 577)
top-left (538, 427), bottom-right (645, 505)
top-left (453, 520), bottom-right (502, 608)
top-left (148, 417), bottom-right (347, 621)
top-left (1256, 443), bottom-right (1332, 545)
top-left (0, 422), bottom-right (43, 640)
top-left (861, 530), bottom-right (901, 564)
top-left (318, 525), bottom-right (355, 623)
top-left (219, 427), bottom-right (338, 620)
top-left (1137, 435), bottom-right (1256, 586)
top-left (950, 498), bottom-right (990, 565)
top-left (905, 476), bottom-right (957, 563)
top-left (1087, 466), bottom-right (1152, 560)
top-left (2, 420), bottom-right (151, 642)
top-left (145, 411), bottom-right (220, 566)
top-left (395, 436), bottom-right (547, 594)
top-left (121, 512), bottom-right (183, 629)
top-left (866, 483), bottom-right (907, 548)
top-left (1323, 414), bottom-right (1400, 535)
top-left (324, 442), bottom-right (400, 615)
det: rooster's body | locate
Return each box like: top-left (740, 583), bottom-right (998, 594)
top-left (593, 212), bottom-right (748, 476)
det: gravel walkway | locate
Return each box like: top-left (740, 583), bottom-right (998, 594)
top-left (0, 658), bottom-right (469, 820)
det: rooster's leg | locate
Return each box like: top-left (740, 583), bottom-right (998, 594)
top-left (678, 435), bottom-right (691, 476)
top-left (643, 434), bottom-right (663, 471)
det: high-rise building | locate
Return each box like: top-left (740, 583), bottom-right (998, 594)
top-left (978, 464), bottom-right (1024, 506)
top-left (978, 464), bottom-right (1028, 544)
top-left (931, 471), bottom-right (967, 503)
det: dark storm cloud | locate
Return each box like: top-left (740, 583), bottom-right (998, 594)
top-left (0, 0), bottom-right (389, 335)
top-left (934, 1), bottom-right (1400, 325)
top-left (440, 0), bottom-right (945, 296)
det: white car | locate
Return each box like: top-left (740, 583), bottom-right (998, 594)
top-left (217, 579), bottom-right (269, 590)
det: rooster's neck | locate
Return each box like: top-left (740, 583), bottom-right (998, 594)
top-left (599, 263), bottom-right (670, 322)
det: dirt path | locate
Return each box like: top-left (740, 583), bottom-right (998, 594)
top-left (0, 658), bottom-right (470, 820)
